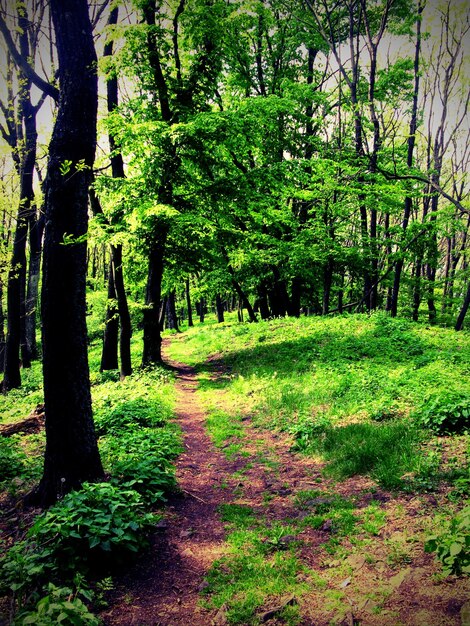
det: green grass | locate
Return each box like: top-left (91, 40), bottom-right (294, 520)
top-left (202, 503), bottom-right (317, 625)
top-left (167, 312), bottom-right (469, 492)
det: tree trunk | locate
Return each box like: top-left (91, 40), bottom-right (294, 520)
top-left (100, 259), bottom-right (119, 371)
top-left (25, 212), bottom-right (44, 362)
top-left (455, 282), bottom-right (470, 331)
top-left (257, 282), bottom-right (270, 320)
top-left (3, 56), bottom-right (37, 388)
top-left (390, 3), bottom-right (423, 317)
top-left (112, 245), bottom-right (132, 378)
top-left (215, 293), bottom-right (224, 323)
top-left (105, 6), bottom-right (132, 378)
top-left (185, 278), bottom-right (193, 327)
top-left (322, 257), bottom-right (334, 315)
top-left (142, 234), bottom-right (167, 365)
top-left (412, 259), bottom-right (422, 322)
top-left (198, 297), bottom-right (205, 323)
top-left (34, 0), bottom-right (104, 506)
top-left (166, 290), bottom-right (179, 331)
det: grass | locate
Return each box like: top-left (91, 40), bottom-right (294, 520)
top-left (202, 503), bottom-right (317, 625)
top-left (167, 311), bottom-right (469, 492)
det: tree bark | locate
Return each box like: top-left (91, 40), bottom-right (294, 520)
top-left (34, 0), bottom-right (104, 505)
top-left (25, 211), bottom-right (45, 361)
top-left (185, 278), bottom-right (193, 327)
top-left (100, 259), bottom-right (119, 371)
top-left (215, 293), bottom-right (225, 323)
top-left (142, 233), bottom-right (167, 364)
top-left (455, 282), bottom-right (470, 331)
top-left (2, 7), bottom-right (38, 389)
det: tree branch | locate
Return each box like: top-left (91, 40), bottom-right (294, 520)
top-left (0, 12), bottom-right (59, 101)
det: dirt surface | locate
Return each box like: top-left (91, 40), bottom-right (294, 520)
top-left (101, 340), bottom-right (469, 626)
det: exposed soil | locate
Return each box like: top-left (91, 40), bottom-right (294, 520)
top-left (100, 339), bottom-right (469, 626)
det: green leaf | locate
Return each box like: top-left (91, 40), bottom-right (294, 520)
top-left (449, 542), bottom-right (463, 557)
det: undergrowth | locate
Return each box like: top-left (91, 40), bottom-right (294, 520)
top-left (0, 333), bottom-right (181, 624)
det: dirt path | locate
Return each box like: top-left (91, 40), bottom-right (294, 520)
top-left (101, 352), bottom-right (235, 625)
top-left (101, 343), bottom-right (469, 626)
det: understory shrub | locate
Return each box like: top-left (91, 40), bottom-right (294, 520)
top-left (0, 436), bottom-right (26, 482)
top-left (101, 428), bottom-right (182, 505)
top-left (15, 583), bottom-right (100, 626)
top-left (0, 482), bottom-right (157, 605)
top-left (425, 505), bottom-right (470, 576)
top-left (417, 392), bottom-right (470, 435)
top-left (94, 398), bottom-right (171, 436)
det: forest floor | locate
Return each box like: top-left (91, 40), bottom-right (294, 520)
top-left (99, 335), bottom-right (469, 626)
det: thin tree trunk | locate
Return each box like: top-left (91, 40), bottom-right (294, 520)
top-left (455, 282), bottom-right (470, 331)
top-left (185, 278), bottom-right (193, 327)
top-left (100, 259), bottom-right (119, 371)
top-left (215, 293), bottom-right (224, 323)
top-left (199, 297), bottom-right (205, 323)
top-left (142, 233), bottom-right (167, 365)
top-left (25, 212), bottom-right (44, 361)
top-left (166, 290), bottom-right (180, 331)
top-left (112, 245), bottom-right (132, 378)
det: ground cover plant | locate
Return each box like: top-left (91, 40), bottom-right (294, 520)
top-left (0, 333), bottom-right (181, 624)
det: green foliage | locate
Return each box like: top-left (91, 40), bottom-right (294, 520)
top-left (101, 428), bottom-right (181, 505)
top-left (15, 583), bottom-right (100, 626)
top-left (416, 392), bottom-right (470, 435)
top-left (0, 436), bottom-right (26, 482)
top-left (94, 398), bottom-right (170, 435)
top-left (0, 483), bottom-right (156, 601)
top-left (425, 506), bottom-right (470, 576)
top-left (295, 421), bottom-right (422, 490)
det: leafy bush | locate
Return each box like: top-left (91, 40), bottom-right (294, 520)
top-left (101, 427), bottom-right (182, 466)
top-left (417, 392), bottom-right (470, 435)
top-left (425, 506), bottom-right (470, 576)
top-left (111, 457), bottom-right (177, 505)
top-left (0, 483), bottom-right (157, 600)
top-left (101, 428), bottom-right (181, 505)
top-left (94, 398), bottom-right (170, 436)
top-left (15, 583), bottom-right (100, 626)
top-left (0, 436), bottom-right (26, 482)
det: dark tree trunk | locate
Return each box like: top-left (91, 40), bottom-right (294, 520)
top-left (34, 0), bottom-right (104, 505)
top-left (215, 293), bottom-right (224, 323)
top-left (185, 278), bottom-right (193, 327)
top-left (25, 212), bottom-right (44, 362)
top-left (412, 259), bottom-right (422, 322)
top-left (455, 282), bottom-right (470, 331)
top-left (104, 5), bottom-right (132, 378)
top-left (290, 278), bottom-right (302, 318)
top-left (100, 260), bottom-right (119, 371)
top-left (231, 278), bottom-right (257, 323)
top-left (322, 258), bottom-right (334, 315)
top-left (0, 278), bottom-right (4, 374)
top-left (166, 290), bottom-right (179, 331)
top-left (142, 233), bottom-right (167, 365)
top-left (158, 297), bottom-right (167, 332)
top-left (198, 298), bottom-right (205, 323)
top-left (257, 282), bottom-right (270, 320)
top-left (3, 18), bottom-right (38, 389)
top-left (112, 245), bottom-right (132, 378)
top-left (390, 3), bottom-right (423, 317)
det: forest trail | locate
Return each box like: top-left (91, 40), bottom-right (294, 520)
top-left (100, 338), bottom-right (326, 625)
top-left (101, 338), bottom-right (469, 626)
top-left (101, 342), bottom-right (233, 625)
